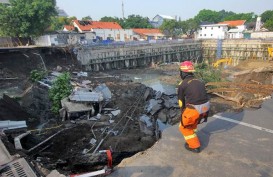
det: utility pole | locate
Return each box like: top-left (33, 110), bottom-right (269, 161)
top-left (122, 0), bottom-right (125, 19)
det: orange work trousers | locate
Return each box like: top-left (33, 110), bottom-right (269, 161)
top-left (178, 107), bottom-right (200, 149)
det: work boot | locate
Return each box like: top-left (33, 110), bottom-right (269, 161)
top-left (184, 143), bottom-right (201, 153)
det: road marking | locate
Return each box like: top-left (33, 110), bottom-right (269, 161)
top-left (213, 115), bottom-right (273, 134)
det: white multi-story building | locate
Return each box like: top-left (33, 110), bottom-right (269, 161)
top-left (219, 20), bottom-right (246, 39)
top-left (197, 24), bottom-right (228, 39)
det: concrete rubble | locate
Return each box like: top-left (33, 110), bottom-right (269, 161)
top-left (0, 69), bottom-right (182, 176)
top-left (0, 120), bottom-right (27, 132)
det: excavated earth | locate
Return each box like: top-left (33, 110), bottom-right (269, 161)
top-left (1, 49), bottom-right (273, 176)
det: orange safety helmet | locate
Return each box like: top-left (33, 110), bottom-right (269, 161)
top-left (179, 61), bottom-right (195, 72)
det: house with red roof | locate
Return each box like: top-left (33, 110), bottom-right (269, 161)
top-left (64, 20), bottom-right (165, 41)
top-left (218, 20), bottom-right (246, 39)
top-left (68, 20), bottom-right (132, 41)
top-left (197, 20), bottom-right (247, 39)
top-left (132, 28), bottom-right (165, 40)
top-left (72, 20), bottom-right (122, 33)
top-left (63, 25), bottom-right (75, 32)
top-left (218, 20), bottom-right (246, 29)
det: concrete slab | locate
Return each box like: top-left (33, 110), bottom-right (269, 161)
top-left (109, 98), bottom-right (273, 177)
top-left (0, 139), bottom-right (12, 165)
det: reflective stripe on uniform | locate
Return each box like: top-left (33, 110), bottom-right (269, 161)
top-left (184, 133), bottom-right (197, 140)
top-left (178, 100), bottom-right (183, 108)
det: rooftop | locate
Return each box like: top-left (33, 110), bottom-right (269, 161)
top-left (158, 15), bottom-right (175, 20)
top-left (73, 20), bottom-right (122, 31)
top-left (64, 25), bottom-right (75, 31)
top-left (218, 20), bottom-right (246, 27)
top-left (133, 28), bottom-right (163, 36)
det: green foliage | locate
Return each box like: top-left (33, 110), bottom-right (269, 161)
top-left (194, 9), bottom-right (221, 23)
top-left (30, 70), bottom-right (47, 82)
top-left (194, 63), bottom-right (222, 84)
top-left (223, 12), bottom-right (255, 23)
top-left (261, 10), bottom-right (273, 31)
top-left (100, 15), bottom-right (152, 29)
top-left (0, 0), bottom-right (57, 37)
top-left (264, 19), bottom-right (273, 31)
top-left (100, 16), bottom-right (120, 22)
top-left (160, 20), bottom-right (178, 37)
top-left (181, 18), bottom-right (199, 37)
top-left (50, 16), bottom-right (76, 31)
top-left (100, 16), bottom-right (125, 27)
top-left (218, 10), bottom-right (236, 22)
top-left (261, 10), bottom-right (273, 22)
top-left (49, 72), bottom-right (72, 114)
top-left (123, 15), bottom-right (153, 29)
top-left (82, 16), bottom-right (92, 21)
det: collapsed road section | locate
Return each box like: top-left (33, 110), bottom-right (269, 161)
top-left (0, 68), bottom-right (181, 176)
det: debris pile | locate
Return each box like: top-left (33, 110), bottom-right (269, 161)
top-left (0, 70), bottom-right (181, 176)
top-left (207, 66), bottom-right (273, 108)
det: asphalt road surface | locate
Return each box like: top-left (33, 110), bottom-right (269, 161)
top-left (109, 96), bottom-right (273, 177)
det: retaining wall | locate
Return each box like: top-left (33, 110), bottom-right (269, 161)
top-left (77, 41), bottom-right (202, 71)
top-left (202, 39), bottom-right (273, 65)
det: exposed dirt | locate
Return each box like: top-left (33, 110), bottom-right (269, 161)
top-left (1, 50), bottom-right (273, 176)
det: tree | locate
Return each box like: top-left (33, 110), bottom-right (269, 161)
top-left (261, 10), bottom-right (273, 30)
top-left (100, 16), bottom-right (119, 22)
top-left (50, 16), bottom-right (77, 31)
top-left (160, 20), bottom-right (179, 37)
top-left (0, 0), bottom-right (57, 37)
top-left (82, 16), bottom-right (92, 21)
top-left (50, 16), bottom-right (76, 31)
top-left (184, 18), bottom-right (199, 37)
top-left (261, 10), bottom-right (273, 23)
top-left (223, 13), bottom-right (255, 23)
top-left (264, 19), bottom-right (273, 31)
top-left (123, 15), bottom-right (153, 29)
top-left (100, 16), bottom-right (124, 27)
top-left (194, 9), bottom-right (221, 24)
top-left (49, 72), bottom-right (72, 114)
top-left (218, 10), bottom-right (236, 22)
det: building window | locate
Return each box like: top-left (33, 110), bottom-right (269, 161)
top-left (211, 34), bottom-right (213, 36)
top-left (124, 34), bottom-right (127, 39)
top-left (117, 34), bottom-right (120, 40)
top-left (108, 34), bottom-right (111, 37)
top-left (205, 27), bottom-right (207, 29)
top-left (204, 34), bottom-right (206, 36)
top-left (211, 27), bottom-right (213, 30)
top-left (200, 34), bottom-right (202, 36)
top-left (218, 26), bottom-right (221, 28)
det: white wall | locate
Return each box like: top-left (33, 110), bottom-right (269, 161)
top-left (228, 32), bottom-right (244, 39)
top-left (93, 29), bottom-right (134, 41)
top-left (237, 25), bottom-right (246, 30)
top-left (197, 25), bottom-right (228, 39)
top-left (35, 35), bottom-right (58, 46)
top-left (251, 32), bottom-right (273, 39)
top-left (73, 21), bottom-right (83, 33)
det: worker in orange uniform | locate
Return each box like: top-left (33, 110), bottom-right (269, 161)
top-left (177, 61), bottom-right (210, 153)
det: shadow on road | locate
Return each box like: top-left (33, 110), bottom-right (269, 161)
top-left (198, 111), bottom-right (244, 151)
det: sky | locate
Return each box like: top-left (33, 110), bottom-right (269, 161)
top-left (56, 0), bottom-right (272, 21)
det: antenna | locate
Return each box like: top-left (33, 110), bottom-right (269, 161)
top-left (122, 0), bottom-right (125, 19)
